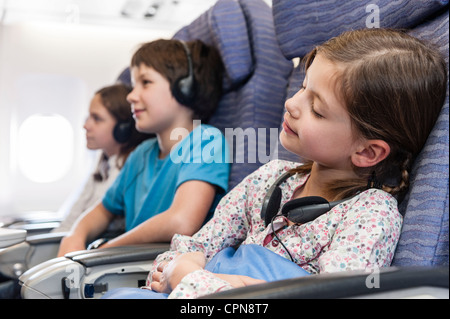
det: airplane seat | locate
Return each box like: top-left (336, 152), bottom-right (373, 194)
top-left (116, 68), bottom-right (131, 87)
top-left (18, 0), bottom-right (293, 299)
top-left (391, 17), bottom-right (449, 268)
top-left (206, 0), bottom-right (450, 299)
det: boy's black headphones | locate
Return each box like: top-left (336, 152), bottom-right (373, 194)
top-left (113, 119), bottom-right (133, 144)
top-left (261, 171), bottom-right (348, 227)
top-left (172, 40), bottom-right (196, 106)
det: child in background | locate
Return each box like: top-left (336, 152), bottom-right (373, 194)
top-left (122, 28), bottom-right (446, 299)
top-left (58, 39), bottom-right (230, 256)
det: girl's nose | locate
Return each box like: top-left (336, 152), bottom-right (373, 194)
top-left (83, 117), bottom-right (91, 130)
top-left (285, 87), bottom-right (307, 119)
top-left (285, 96), bottom-right (300, 119)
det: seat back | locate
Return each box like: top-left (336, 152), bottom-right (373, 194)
top-left (172, 0), bottom-right (292, 189)
top-left (271, 0), bottom-right (449, 266)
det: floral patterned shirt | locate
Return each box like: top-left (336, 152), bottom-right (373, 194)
top-left (145, 160), bottom-right (403, 298)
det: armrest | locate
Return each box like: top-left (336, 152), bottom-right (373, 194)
top-left (19, 243), bottom-right (171, 299)
top-left (64, 243), bottom-right (170, 267)
top-left (0, 228), bottom-right (27, 248)
top-left (26, 232), bottom-right (67, 244)
top-left (0, 214), bottom-right (62, 236)
top-left (203, 267), bottom-right (449, 299)
top-left (8, 221), bottom-right (61, 235)
top-left (0, 232), bottom-right (66, 278)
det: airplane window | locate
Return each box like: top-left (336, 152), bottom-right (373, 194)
top-left (17, 113), bottom-right (74, 183)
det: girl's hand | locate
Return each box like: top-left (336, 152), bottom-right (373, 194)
top-left (150, 251), bottom-right (265, 294)
top-left (150, 261), bottom-right (172, 294)
top-left (150, 252), bottom-right (206, 294)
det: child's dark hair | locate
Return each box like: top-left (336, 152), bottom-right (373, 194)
top-left (292, 29), bottom-right (448, 201)
top-left (94, 84), bottom-right (154, 180)
top-left (131, 39), bottom-right (224, 123)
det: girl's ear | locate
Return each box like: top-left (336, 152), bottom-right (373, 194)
top-left (351, 140), bottom-right (390, 168)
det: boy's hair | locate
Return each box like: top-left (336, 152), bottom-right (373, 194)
top-left (294, 28), bottom-right (448, 201)
top-left (95, 84), bottom-right (154, 171)
top-left (131, 39), bottom-right (224, 123)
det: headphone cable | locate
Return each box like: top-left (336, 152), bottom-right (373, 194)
top-left (270, 214), bottom-right (295, 263)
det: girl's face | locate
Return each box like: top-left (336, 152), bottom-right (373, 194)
top-left (83, 94), bottom-right (121, 157)
top-left (280, 54), bottom-right (361, 171)
top-left (127, 64), bottom-right (185, 135)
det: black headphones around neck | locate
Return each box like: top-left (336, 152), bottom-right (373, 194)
top-left (261, 171), bottom-right (348, 227)
top-left (172, 40), bottom-right (195, 106)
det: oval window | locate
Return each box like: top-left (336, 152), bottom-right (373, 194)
top-left (18, 114), bottom-right (74, 183)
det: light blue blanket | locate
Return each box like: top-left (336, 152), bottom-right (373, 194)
top-left (102, 244), bottom-right (309, 299)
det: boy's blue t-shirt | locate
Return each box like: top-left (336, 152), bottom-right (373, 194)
top-left (102, 124), bottom-right (230, 231)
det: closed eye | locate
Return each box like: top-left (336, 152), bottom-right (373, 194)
top-left (301, 83), bottom-right (324, 118)
top-left (310, 104), bottom-right (324, 119)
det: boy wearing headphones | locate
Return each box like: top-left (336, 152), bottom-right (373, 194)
top-left (58, 39), bottom-right (229, 255)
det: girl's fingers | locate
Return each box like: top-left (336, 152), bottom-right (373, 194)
top-left (150, 281), bottom-right (161, 292)
top-left (152, 270), bottom-right (161, 282)
top-left (157, 261), bottom-right (168, 272)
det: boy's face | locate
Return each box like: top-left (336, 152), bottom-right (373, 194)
top-left (127, 64), bottom-right (182, 134)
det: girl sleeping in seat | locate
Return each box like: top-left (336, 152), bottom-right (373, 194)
top-left (104, 28), bottom-right (448, 299)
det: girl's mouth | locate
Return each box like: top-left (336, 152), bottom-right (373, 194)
top-left (282, 118), bottom-right (298, 136)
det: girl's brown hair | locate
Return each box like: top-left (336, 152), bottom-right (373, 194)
top-left (292, 29), bottom-right (447, 201)
top-left (131, 39), bottom-right (224, 123)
